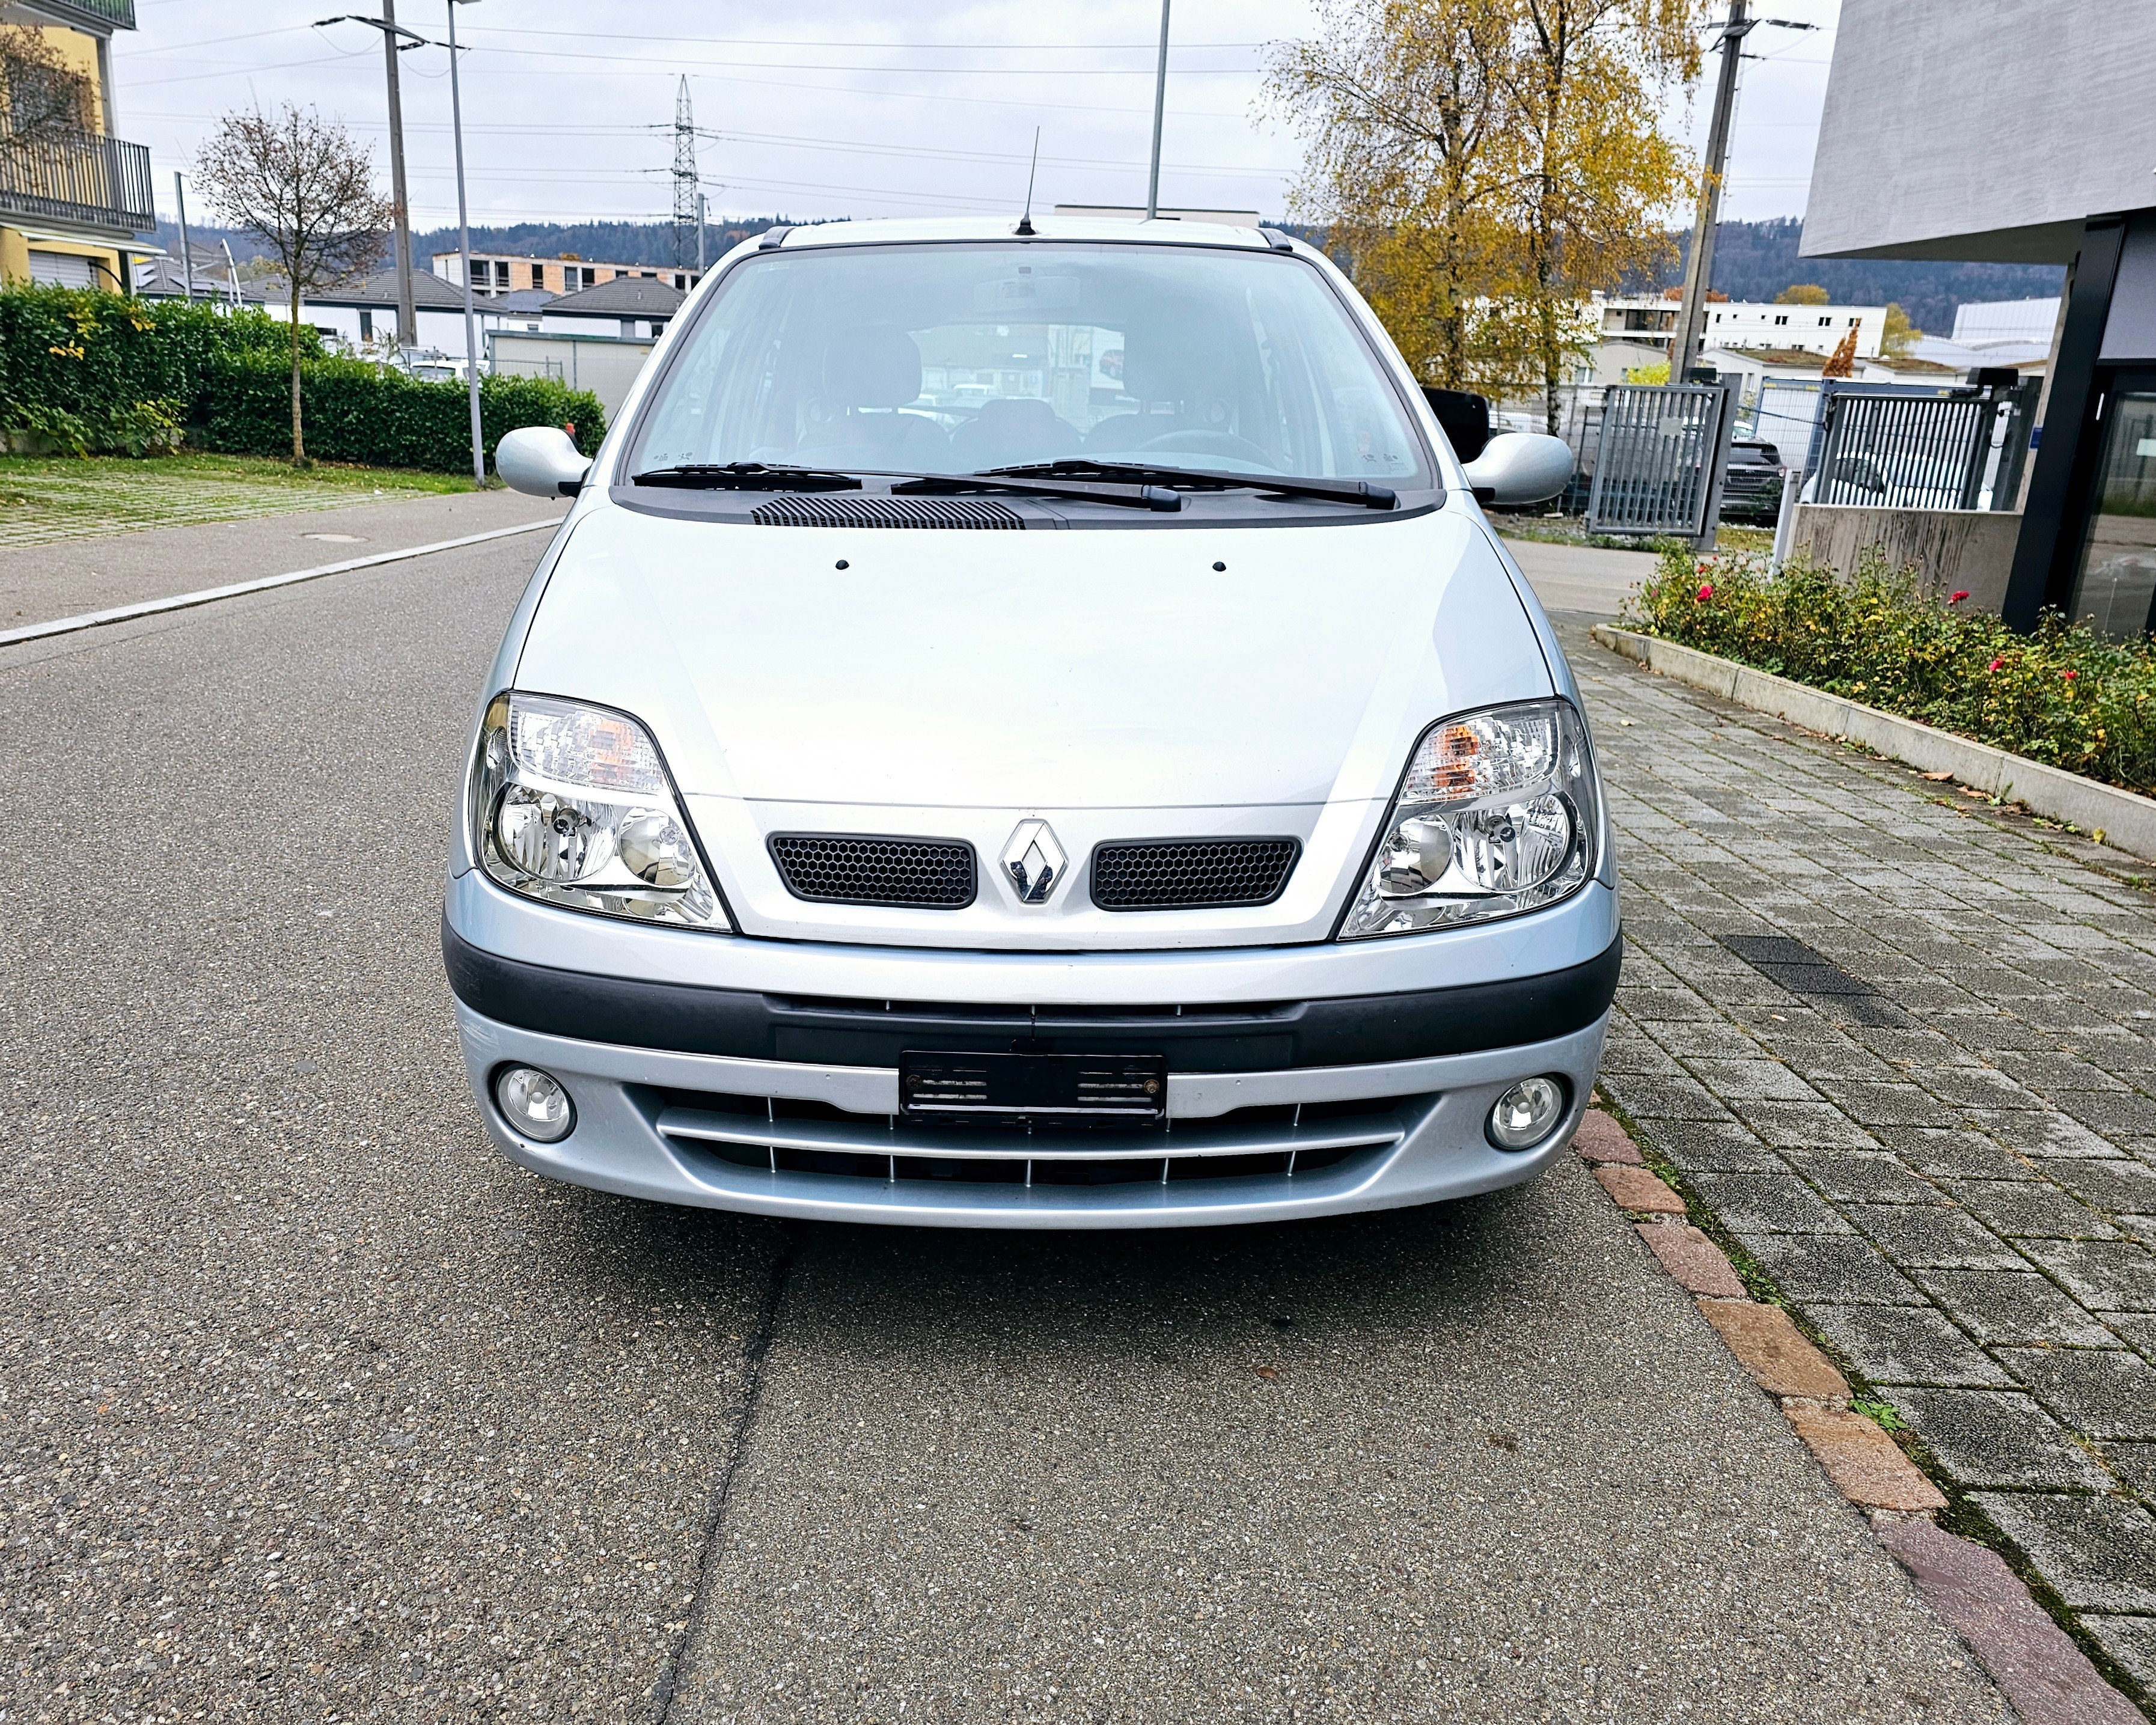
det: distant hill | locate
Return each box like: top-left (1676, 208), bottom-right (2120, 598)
top-left (1646, 217), bottom-right (2065, 337)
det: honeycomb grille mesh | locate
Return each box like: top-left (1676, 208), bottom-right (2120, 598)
top-left (1090, 838), bottom-right (1300, 911)
top-left (750, 495), bottom-right (1026, 530)
top-left (769, 834), bottom-right (977, 908)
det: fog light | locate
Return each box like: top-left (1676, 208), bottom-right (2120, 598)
top-left (495, 1065), bottom-right (575, 1143)
top-left (1486, 1076), bottom-right (1567, 1151)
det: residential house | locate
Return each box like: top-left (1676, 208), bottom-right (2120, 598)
top-left (537, 273), bottom-right (684, 340)
top-left (1804, 0), bottom-right (2156, 633)
top-left (1595, 292), bottom-right (1887, 362)
top-left (0, 0), bottom-right (154, 291)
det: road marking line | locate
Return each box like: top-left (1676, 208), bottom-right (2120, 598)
top-left (0, 514), bottom-right (566, 649)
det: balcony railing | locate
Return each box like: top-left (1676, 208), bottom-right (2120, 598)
top-left (18, 1), bottom-right (137, 30)
top-left (0, 130), bottom-right (154, 233)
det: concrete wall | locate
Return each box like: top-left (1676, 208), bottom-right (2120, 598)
top-left (1805, 1), bottom-right (2156, 263)
top-left (1790, 505), bottom-right (2023, 614)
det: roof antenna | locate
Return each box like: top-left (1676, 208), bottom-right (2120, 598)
top-left (1016, 127), bottom-right (1040, 235)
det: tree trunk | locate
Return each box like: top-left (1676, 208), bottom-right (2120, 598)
top-left (288, 281), bottom-right (306, 465)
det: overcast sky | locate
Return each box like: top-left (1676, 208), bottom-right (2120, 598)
top-left (115, 0), bottom-right (1842, 237)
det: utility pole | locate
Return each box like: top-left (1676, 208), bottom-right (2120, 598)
top-left (672, 77), bottom-right (699, 270)
top-left (173, 171), bottom-right (195, 301)
top-left (445, 0), bottom-right (485, 487)
top-left (382, 0), bottom-right (416, 346)
top-left (316, 10), bottom-right (425, 346)
top-left (1670, 0), bottom-right (1750, 382)
top-left (1144, 0), bottom-right (1170, 219)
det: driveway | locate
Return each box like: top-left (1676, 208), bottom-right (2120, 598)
top-left (0, 534), bottom-right (2009, 1719)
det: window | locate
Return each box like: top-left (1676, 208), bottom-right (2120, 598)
top-left (1774, 314), bottom-right (1789, 326)
top-left (531, 263), bottom-right (546, 290)
top-left (1819, 316), bottom-right (1831, 326)
top-left (494, 260), bottom-right (510, 287)
top-left (621, 317), bottom-right (638, 338)
top-left (359, 309), bottom-right (373, 339)
top-left (631, 240), bottom-right (1431, 484)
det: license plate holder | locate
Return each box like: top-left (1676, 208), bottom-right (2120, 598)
top-left (899, 1049), bottom-right (1167, 1123)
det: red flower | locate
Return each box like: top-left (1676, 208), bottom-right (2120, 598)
top-left (2063, 669), bottom-right (2078, 680)
top-left (1696, 582), bottom-right (1714, 602)
top-left (1949, 590), bottom-right (1970, 603)
top-left (1988, 658), bottom-right (2004, 672)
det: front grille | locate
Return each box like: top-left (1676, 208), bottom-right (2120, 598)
top-left (1090, 838), bottom-right (1300, 911)
top-left (750, 495), bottom-right (1025, 530)
top-left (651, 1088), bottom-right (1425, 1189)
top-left (769, 834), bottom-right (976, 908)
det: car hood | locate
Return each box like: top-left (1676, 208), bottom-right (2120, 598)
top-left (514, 499), bottom-right (1553, 812)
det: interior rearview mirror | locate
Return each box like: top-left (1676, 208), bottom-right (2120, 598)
top-left (1459, 432), bottom-right (1575, 507)
top-left (497, 426), bottom-right (593, 498)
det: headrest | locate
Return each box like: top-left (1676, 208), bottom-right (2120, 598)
top-left (822, 325), bottom-right (922, 410)
top-left (968, 397), bottom-right (1061, 433)
top-left (1119, 315), bottom-right (1230, 405)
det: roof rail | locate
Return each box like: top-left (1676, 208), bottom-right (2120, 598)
top-left (1256, 227), bottom-right (1296, 254)
top-left (758, 226), bottom-right (792, 251)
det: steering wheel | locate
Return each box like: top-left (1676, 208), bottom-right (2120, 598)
top-left (1136, 429), bottom-right (1277, 466)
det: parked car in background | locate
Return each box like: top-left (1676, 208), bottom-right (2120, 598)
top-left (1720, 438), bottom-right (1786, 521)
top-left (451, 215), bottom-right (1610, 1230)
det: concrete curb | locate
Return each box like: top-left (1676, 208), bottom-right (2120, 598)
top-left (1589, 624), bottom-right (2156, 863)
top-left (0, 514), bottom-right (566, 649)
top-left (1571, 1105), bottom-right (2143, 1721)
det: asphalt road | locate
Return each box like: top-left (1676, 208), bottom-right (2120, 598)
top-left (0, 533), bottom-right (2011, 1721)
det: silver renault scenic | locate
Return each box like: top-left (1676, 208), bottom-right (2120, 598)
top-left (444, 214), bottom-right (1616, 1229)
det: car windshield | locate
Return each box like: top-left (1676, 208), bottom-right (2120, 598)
top-left (627, 240), bottom-right (1431, 486)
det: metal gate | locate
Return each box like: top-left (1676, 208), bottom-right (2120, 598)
top-left (1812, 380), bottom-right (2039, 511)
top-left (1585, 381), bottom-right (1735, 540)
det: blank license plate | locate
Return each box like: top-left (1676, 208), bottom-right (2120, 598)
top-left (899, 1050), bottom-right (1166, 1123)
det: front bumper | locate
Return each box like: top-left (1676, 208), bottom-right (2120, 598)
top-left (444, 869), bottom-right (1619, 1229)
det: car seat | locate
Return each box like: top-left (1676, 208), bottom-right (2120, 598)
top-left (947, 397), bottom-right (1081, 472)
top-left (792, 325), bottom-right (950, 467)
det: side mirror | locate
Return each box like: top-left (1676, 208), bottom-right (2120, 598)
top-left (1459, 432), bottom-right (1574, 507)
top-left (1421, 386), bottom-right (1491, 462)
top-left (497, 426), bottom-right (593, 498)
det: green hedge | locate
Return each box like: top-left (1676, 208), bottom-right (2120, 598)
top-left (1623, 545), bottom-right (2156, 794)
top-left (0, 284), bottom-right (603, 470)
top-left (191, 353), bottom-right (604, 471)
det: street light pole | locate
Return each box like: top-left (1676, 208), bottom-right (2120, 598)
top-left (1670, 0), bottom-right (1750, 383)
top-left (173, 171), bottom-right (195, 301)
top-left (1144, 0), bottom-right (1170, 219)
top-left (445, 0), bottom-right (485, 487)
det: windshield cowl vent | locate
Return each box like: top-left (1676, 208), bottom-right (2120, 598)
top-left (750, 496), bottom-right (1026, 530)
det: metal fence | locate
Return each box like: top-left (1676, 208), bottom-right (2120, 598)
top-left (1812, 380), bottom-right (2039, 511)
top-left (0, 131), bottom-right (156, 232)
top-left (1584, 381), bottom-right (1734, 538)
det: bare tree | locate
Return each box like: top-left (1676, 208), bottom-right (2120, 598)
top-left (193, 105), bottom-right (391, 463)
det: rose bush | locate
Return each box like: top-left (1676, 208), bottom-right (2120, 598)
top-left (1622, 544), bottom-right (2156, 793)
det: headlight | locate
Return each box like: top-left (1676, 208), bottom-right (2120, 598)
top-left (1339, 698), bottom-right (1601, 939)
top-left (469, 692), bottom-right (730, 930)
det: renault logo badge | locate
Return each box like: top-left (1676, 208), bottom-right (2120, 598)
top-left (1001, 819), bottom-right (1066, 905)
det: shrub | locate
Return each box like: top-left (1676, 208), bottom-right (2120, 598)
top-left (0, 285), bottom-right (603, 469)
top-left (1622, 544), bottom-right (2156, 794)
top-left (189, 353), bottom-right (603, 471)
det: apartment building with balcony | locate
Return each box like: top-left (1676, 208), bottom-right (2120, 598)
top-left (430, 250), bottom-right (700, 298)
top-left (0, 0), bottom-right (154, 291)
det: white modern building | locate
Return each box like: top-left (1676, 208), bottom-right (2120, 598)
top-left (1596, 294), bottom-right (1886, 361)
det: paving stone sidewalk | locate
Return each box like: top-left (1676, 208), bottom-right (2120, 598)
top-left (1563, 618), bottom-right (2156, 1702)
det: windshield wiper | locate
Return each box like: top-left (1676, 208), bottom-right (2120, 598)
top-left (980, 459), bottom-right (1399, 510)
top-left (888, 472), bottom-right (1182, 512)
top-left (631, 462), bottom-right (863, 492)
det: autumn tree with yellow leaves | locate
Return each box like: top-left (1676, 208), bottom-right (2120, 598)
top-left (1266, 0), bottom-right (1702, 431)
